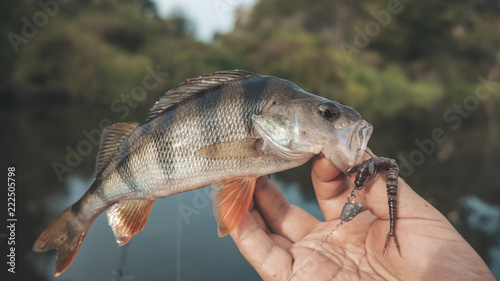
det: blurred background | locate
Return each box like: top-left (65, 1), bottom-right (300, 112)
top-left (1, 0), bottom-right (500, 280)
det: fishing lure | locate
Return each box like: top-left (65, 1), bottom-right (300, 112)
top-left (347, 155), bottom-right (400, 254)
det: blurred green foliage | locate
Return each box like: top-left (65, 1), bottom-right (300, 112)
top-left (2, 2), bottom-right (500, 276)
top-left (2, 0), bottom-right (500, 211)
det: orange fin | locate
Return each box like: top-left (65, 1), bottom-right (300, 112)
top-left (106, 199), bottom-right (154, 246)
top-left (33, 207), bottom-right (91, 277)
top-left (211, 177), bottom-right (257, 237)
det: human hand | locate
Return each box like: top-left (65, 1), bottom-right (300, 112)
top-left (230, 152), bottom-right (495, 280)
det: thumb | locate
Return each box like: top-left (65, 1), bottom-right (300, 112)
top-left (311, 154), bottom-right (353, 221)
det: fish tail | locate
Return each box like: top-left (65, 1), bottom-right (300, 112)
top-left (33, 206), bottom-right (92, 277)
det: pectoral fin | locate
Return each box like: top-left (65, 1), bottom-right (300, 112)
top-left (211, 177), bottom-right (257, 237)
top-left (195, 139), bottom-right (264, 158)
top-left (107, 199), bottom-right (154, 246)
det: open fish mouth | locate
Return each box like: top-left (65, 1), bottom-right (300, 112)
top-left (338, 119), bottom-right (373, 170)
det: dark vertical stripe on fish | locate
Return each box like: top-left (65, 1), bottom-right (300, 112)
top-left (151, 114), bottom-right (175, 176)
top-left (189, 87), bottom-right (222, 177)
top-left (94, 181), bottom-right (109, 202)
top-left (84, 176), bottom-right (109, 204)
top-left (71, 197), bottom-right (83, 215)
top-left (116, 137), bottom-right (141, 193)
top-left (197, 87), bottom-right (223, 145)
top-left (241, 77), bottom-right (268, 135)
top-left (71, 181), bottom-right (104, 219)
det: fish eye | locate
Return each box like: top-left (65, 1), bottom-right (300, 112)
top-left (318, 101), bottom-right (340, 121)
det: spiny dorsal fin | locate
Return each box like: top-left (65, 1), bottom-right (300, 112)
top-left (94, 122), bottom-right (139, 178)
top-left (107, 199), bottom-right (155, 246)
top-left (146, 70), bottom-right (260, 121)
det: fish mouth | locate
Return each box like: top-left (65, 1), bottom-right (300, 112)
top-left (337, 119), bottom-right (373, 171)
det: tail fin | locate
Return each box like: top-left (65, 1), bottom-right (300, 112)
top-left (33, 207), bottom-right (91, 277)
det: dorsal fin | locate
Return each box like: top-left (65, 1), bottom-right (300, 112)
top-left (146, 70), bottom-right (259, 121)
top-left (94, 122), bottom-right (139, 178)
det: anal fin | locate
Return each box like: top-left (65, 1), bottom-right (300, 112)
top-left (107, 199), bottom-right (154, 246)
top-left (211, 177), bottom-right (257, 237)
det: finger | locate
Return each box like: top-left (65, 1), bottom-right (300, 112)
top-left (311, 154), bottom-right (353, 221)
top-left (254, 176), bottom-right (320, 242)
top-left (230, 211), bottom-right (292, 280)
top-left (249, 204), bottom-right (268, 232)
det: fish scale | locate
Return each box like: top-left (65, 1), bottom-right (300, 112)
top-left (33, 70), bottom-right (374, 276)
top-left (150, 83), bottom-right (265, 194)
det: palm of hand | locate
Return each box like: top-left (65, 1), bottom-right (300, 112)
top-left (230, 155), bottom-right (495, 281)
top-left (285, 211), bottom-right (393, 280)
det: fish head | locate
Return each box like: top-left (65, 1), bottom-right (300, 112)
top-left (253, 84), bottom-right (373, 172)
top-left (311, 99), bottom-right (373, 172)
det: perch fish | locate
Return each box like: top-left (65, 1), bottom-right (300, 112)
top-left (33, 70), bottom-right (373, 276)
